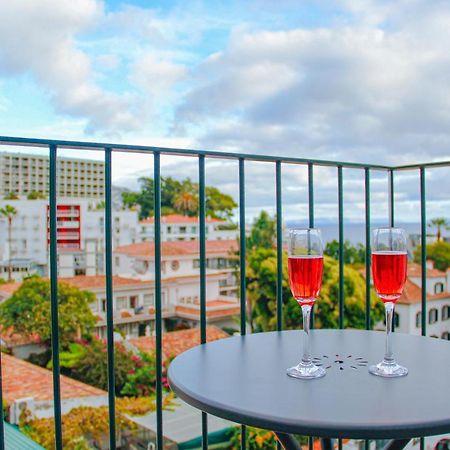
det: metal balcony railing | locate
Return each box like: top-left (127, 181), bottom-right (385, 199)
top-left (0, 135), bottom-right (449, 450)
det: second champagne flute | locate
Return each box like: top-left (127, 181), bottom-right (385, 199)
top-left (287, 228), bottom-right (325, 379)
top-left (369, 227), bottom-right (408, 377)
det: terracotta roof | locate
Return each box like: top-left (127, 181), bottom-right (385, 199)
top-left (140, 214), bottom-right (224, 224)
top-left (0, 327), bottom-right (41, 347)
top-left (175, 305), bottom-right (241, 319)
top-left (59, 275), bottom-right (149, 290)
top-left (408, 263), bottom-right (446, 278)
top-left (1, 353), bottom-right (106, 403)
top-left (397, 279), bottom-right (450, 305)
top-left (114, 239), bottom-right (237, 257)
top-left (129, 325), bottom-right (228, 359)
top-left (0, 283), bottom-right (21, 297)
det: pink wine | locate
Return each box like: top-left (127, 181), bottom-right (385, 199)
top-left (288, 255), bottom-right (324, 305)
top-left (372, 251), bottom-right (407, 303)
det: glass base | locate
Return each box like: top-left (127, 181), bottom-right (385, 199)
top-left (369, 360), bottom-right (408, 378)
top-left (287, 361), bottom-right (326, 379)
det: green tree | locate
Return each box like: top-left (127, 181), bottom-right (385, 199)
top-left (123, 176), bottom-right (237, 220)
top-left (428, 217), bottom-right (449, 242)
top-left (414, 241), bottom-right (450, 271)
top-left (247, 211), bottom-right (276, 250)
top-left (0, 204), bottom-right (17, 281)
top-left (0, 278), bottom-right (96, 345)
top-left (324, 239), bottom-right (366, 265)
top-left (3, 192), bottom-right (19, 200)
top-left (173, 192), bottom-right (198, 216)
top-left (26, 191), bottom-right (46, 200)
top-left (68, 339), bottom-right (138, 395)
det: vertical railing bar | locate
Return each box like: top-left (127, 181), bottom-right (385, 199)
top-left (364, 168), bottom-right (371, 450)
top-left (104, 148), bottom-right (116, 450)
top-left (420, 168), bottom-right (427, 335)
top-left (338, 166), bottom-right (344, 329)
top-left (49, 144), bottom-right (63, 450)
top-left (389, 169), bottom-right (394, 227)
top-left (365, 169), bottom-right (371, 330)
top-left (307, 163), bottom-right (314, 450)
top-left (276, 161), bottom-right (283, 331)
top-left (0, 350), bottom-right (3, 450)
top-left (388, 169), bottom-right (396, 332)
top-left (198, 155), bottom-right (208, 450)
top-left (337, 165), bottom-right (344, 450)
top-left (238, 158), bottom-right (247, 450)
top-left (154, 152), bottom-right (163, 450)
top-left (419, 166), bottom-right (426, 450)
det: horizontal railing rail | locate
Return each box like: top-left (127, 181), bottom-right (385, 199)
top-left (0, 135), bottom-right (448, 450)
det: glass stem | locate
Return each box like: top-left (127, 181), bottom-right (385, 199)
top-left (301, 304), bottom-right (312, 365)
top-left (384, 302), bottom-right (395, 364)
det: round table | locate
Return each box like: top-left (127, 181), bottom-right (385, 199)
top-left (168, 330), bottom-right (450, 450)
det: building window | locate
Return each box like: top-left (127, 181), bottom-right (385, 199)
top-left (429, 308), bottom-right (438, 324)
top-left (416, 312), bottom-right (422, 328)
top-left (442, 305), bottom-right (450, 321)
top-left (116, 296), bottom-right (128, 310)
top-left (434, 282), bottom-right (444, 294)
top-left (91, 301), bottom-right (98, 312)
top-left (115, 256), bottom-right (120, 267)
top-left (193, 259), bottom-right (200, 268)
top-left (171, 260), bottom-right (180, 271)
top-left (442, 332), bottom-right (450, 340)
top-left (143, 294), bottom-right (154, 306)
top-left (101, 299), bottom-right (106, 312)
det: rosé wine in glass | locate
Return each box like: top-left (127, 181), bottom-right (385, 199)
top-left (372, 251), bottom-right (407, 303)
top-left (288, 255), bottom-right (324, 306)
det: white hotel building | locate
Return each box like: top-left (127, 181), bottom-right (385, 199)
top-left (139, 214), bottom-right (238, 242)
top-left (0, 198), bottom-right (138, 280)
top-left (0, 152), bottom-right (104, 198)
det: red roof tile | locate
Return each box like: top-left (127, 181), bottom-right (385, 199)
top-left (59, 275), bottom-right (150, 290)
top-left (0, 326), bottom-right (41, 347)
top-left (129, 326), bottom-right (228, 359)
top-left (397, 279), bottom-right (450, 305)
top-left (408, 263), bottom-right (446, 278)
top-left (140, 214), bottom-right (224, 224)
top-left (1, 353), bottom-right (106, 403)
top-left (114, 239), bottom-right (237, 257)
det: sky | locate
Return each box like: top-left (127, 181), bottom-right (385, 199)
top-left (0, 0), bottom-right (450, 223)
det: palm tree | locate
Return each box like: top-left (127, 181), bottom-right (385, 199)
top-left (428, 217), bottom-right (449, 242)
top-left (173, 192), bottom-right (198, 216)
top-left (0, 205), bottom-right (18, 281)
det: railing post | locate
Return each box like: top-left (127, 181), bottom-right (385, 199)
top-left (420, 168), bottom-right (427, 335)
top-left (338, 166), bottom-right (344, 329)
top-left (365, 168), bottom-right (371, 330)
top-left (239, 158), bottom-right (247, 450)
top-left (49, 144), bottom-right (63, 450)
top-left (154, 152), bottom-right (163, 450)
top-left (104, 147), bottom-right (116, 450)
top-left (198, 155), bottom-right (208, 450)
top-left (276, 161), bottom-right (283, 331)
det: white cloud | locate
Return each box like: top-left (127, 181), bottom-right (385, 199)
top-left (175, 5), bottom-right (450, 166)
top-left (0, 0), bottom-right (139, 134)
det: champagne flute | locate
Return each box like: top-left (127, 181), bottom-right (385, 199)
top-left (287, 228), bottom-right (325, 379)
top-left (369, 227), bottom-right (408, 377)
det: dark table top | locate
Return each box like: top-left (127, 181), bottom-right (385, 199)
top-left (168, 329), bottom-right (450, 439)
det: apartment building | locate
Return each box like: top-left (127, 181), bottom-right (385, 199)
top-left (139, 214), bottom-right (238, 242)
top-left (392, 264), bottom-right (450, 339)
top-left (0, 198), bottom-right (139, 280)
top-left (0, 152), bottom-right (104, 198)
